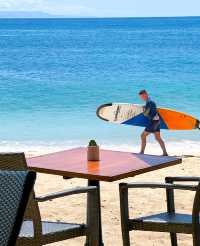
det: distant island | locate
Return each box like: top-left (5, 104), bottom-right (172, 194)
top-left (0, 11), bottom-right (198, 19)
top-left (0, 11), bottom-right (91, 18)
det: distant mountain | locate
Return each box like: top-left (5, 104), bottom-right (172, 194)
top-left (0, 11), bottom-right (73, 18)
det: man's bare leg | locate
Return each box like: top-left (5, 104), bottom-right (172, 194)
top-left (140, 131), bottom-right (150, 154)
top-left (154, 132), bottom-right (168, 156)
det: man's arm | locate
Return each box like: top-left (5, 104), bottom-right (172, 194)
top-left (143, 105), bottom-right (151, 117)
top-left (143, 101), bottom-right (157, 120)
top-left (143, 102), bottom-right (151, 119)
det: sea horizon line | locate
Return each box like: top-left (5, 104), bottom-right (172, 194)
top-left (0, 15), bottom-right (200, 20)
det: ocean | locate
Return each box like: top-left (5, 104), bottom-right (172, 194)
top-left (0, 17), bottom-right (200, 155)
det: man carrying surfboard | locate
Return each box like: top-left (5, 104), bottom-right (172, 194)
top-left (139, 90), bottom-right (168, 156)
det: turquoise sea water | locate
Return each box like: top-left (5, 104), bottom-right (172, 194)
top-left (0, 17), bottom-right (200, 154)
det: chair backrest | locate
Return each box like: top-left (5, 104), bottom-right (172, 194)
top-left (192, 183), bottom-right (200, 241)
top-left (0, 153), bottom-right (42, 241)
top-left (0, 171), bottom-right (36, 246)
top-left (0, 153), bottom-right (27, 171)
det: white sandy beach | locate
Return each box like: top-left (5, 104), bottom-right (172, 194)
top-left (28, 152), bottom-right (200, 246)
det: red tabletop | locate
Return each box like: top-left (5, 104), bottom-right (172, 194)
top-left (27, 147), bottom-right (182, 182)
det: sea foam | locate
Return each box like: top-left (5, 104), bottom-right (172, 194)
top-left (0, 140), bottom-right (199, 157)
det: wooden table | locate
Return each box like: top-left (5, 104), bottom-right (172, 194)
top-left (27, 147), bottom-right (182, 246)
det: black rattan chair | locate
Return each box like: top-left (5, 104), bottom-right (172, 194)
top-left (0, 153), bottom-right (99, 246)
top-left (119, 177), bottom-right (200, 246)
top-left (0, 171), bottom-right (36, 246)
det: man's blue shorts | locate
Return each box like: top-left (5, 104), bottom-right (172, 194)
top-left (145, 120), bottom-right (160, 133)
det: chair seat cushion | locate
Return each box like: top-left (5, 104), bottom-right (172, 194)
top-left (19, 220), bottom-right (86, 243)
top-left (130, 212), bottom-right (193, 234)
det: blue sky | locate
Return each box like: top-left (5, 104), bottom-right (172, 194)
top-left (0, 0), bottom-right (200, 17)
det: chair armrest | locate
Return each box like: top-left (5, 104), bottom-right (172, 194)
top-left (119, 182), bottom-right (197, 191)
top-left (35, 186), bottom-right (97, 202)
top-left (165, 176), bottom-right (200, 183)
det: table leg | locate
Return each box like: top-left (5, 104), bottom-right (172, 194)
top-left (85, 180), bottom-right (104, 246)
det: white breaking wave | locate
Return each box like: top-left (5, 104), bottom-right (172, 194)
top-left (102, 141), bottom-right (200, 157)
top-left (0, 140), bottom-right (199, 157)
